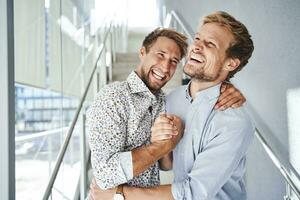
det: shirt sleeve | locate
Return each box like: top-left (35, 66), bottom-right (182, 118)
top-left (172, 116), bottom-right (254, 200)
top-left (87, 89), bottom-right (133, 189)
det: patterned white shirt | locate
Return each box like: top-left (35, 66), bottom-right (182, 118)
top-left (87, 71), bottom-right (166, 189)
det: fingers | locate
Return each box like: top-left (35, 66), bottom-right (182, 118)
top-left (220, 82), bottom-right (229, 93)
top-left (151, 122), bottom-right (177, 132)
top-left (89, 180), bottom-right (96, 200)
top-left (89, 180), bottom-right (117, 200)
top-left (155, 114), bottom-right (174, 124)
top-left (215, 84), bottom-right (246, 110)
top-left (152, 133), bottom-right (173, 141)
top-left (151, 115), bottom-right (181, 142)
top-left (215, 93), bottom-right (246, 110)
top-left (151, 126), bottom-right (178, 142)
top-left (231, 99), bottom-right (245, 108)
top-left (217, 98), bottom-right (239, 110)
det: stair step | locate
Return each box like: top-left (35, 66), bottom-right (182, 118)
top-left (116, 53), bottom-right (139, 63)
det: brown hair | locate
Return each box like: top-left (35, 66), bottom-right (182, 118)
top-left (203, 11), bottom-right (254, 80)
top-left (142, 28), bottom-right (188, 59)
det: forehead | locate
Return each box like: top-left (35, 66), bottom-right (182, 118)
top-left (197, 22), bottom-right (234, 47)
top-left (150, 36), bottom-right (181, 56)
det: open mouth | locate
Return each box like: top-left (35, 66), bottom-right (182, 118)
top-left (152, 69), bottom-right (166, 80)
top-left (190, 55), bottom-right (205, 63)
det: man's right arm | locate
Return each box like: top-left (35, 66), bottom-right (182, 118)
top-left (87, 90), bottom-right (132, 190)
top-left (88, 90), bottom-right (183, 189)
top-left (132, 114), bottom-right (184, 176)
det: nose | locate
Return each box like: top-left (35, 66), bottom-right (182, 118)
top-left (161, 59), bottom-right (171, 72)
top-left (192, 40), bottom-right (203, 53)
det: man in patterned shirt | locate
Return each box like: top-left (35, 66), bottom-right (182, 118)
top-left (87, 27), bottom-right (246, 198)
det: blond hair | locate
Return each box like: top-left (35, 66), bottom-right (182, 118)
top-left (203, 11), bottom-right (254, 80)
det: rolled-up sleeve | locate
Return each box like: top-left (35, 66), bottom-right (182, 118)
top-left (172, 118), bottom-right (254, 200)
top-left (87, 90), bottom-right (133, 189)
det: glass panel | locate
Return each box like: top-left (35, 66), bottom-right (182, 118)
top-left (14, 0), bottom-right (119, 198)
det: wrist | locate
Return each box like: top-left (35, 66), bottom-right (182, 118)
top-left (146, 142), bottom-right (169, 159)
top-left (113, 185), bottom-right (124, 200)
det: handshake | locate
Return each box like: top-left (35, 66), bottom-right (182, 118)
top-left (150, 114), bottom-right (185, 154)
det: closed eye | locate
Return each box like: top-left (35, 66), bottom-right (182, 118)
top-left (194, 36), bottom-right (200, 41)
top-left (207, 41), bottom-right (216, 48)
top-left (157, 52), bottom-right (164, 58)
top-left (171, 59), bottom-right (178, 65)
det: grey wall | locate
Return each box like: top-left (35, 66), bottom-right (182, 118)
top-left (159, 0), bottom-right (300, 199)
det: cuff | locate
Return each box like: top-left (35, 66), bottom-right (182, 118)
top-left (119, 151), bottom-right (133, 181)
top-left (171, 180), bottom-right (185, 200)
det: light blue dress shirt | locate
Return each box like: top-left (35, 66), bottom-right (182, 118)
top-left (166, 83), bottom-right (255, 200)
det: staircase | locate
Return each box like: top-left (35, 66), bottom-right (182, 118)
top-left (112, 52), bottom-right (183, 94)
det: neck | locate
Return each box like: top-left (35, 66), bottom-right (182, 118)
top-left (189, 79), bottom-right (220, 100)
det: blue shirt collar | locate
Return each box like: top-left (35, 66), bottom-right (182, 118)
top-left (185, 81), bottom-right (221, 104)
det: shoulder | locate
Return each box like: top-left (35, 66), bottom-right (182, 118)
top-left (87, 81), bottom-right (129, 117)
top-left (90, 81), bottom-right (131, 109)
top-left (216, 106), bottom-right (252, 124)
top-left (210, 106), bottom-right (255, 137)
top-left (97, 81), bottom-right (129, 100)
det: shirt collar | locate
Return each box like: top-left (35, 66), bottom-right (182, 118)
top-left (127, 71), bottom-right (164, 99)
top-left (185, 81), bottom-right (221, 103)
top-left (185, 81), bottom-right (193, 103)
top-left (194, 83), bottom-right (221, 102)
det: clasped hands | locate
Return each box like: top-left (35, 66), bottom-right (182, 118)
top-left (150, 113), bottom-right (184, 153)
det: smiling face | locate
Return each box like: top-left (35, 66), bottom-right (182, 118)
top-left (184, 22), bottom-right (238, 83)
top-left (136, 36), bottom-right (181, 92)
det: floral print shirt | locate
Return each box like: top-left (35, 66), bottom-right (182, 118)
top-left (87, 71), bottom-right (165, 189)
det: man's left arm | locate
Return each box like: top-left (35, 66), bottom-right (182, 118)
top-left (215, 82), bottom-right (246, 110)
top-left (89, 181), bottom-right (173, 200)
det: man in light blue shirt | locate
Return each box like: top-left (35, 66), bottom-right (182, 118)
top-left (89, 11), bottom-right (254, 200)
top-left (166, 11), bottom-right (254, 200)
top-left (167, 82), bottom-right (254, 200)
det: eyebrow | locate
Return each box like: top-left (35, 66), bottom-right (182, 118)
top-left (195, 32), bottom-right (217, 42)
top-left (158, 50), bottom-right (180, 62)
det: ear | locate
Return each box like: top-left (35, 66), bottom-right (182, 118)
top-left (139, 47), bottom-right (146, 59)
top-left (224, 58), bottom-right (240, 71)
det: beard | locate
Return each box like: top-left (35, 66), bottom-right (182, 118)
top-left (140, 67), bottom-right (165, 92)
top-left (183, 63), bottom-right (221, 82)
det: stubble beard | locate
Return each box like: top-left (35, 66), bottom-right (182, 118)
top-left (183, 63), bottom-right (221, 82)
top-left (140, 68), bottom-right (164, 92)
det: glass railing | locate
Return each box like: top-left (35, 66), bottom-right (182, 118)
top-left (14, 0), bottom-right (128, 199)
top-left (41, 21), bottom-right (124, 200)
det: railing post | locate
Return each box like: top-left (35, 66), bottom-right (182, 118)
top-left (96, 69), bottom-right (100, 93)
top-left (99, 47), bottom-right (107, 88)
top-left (112, 26), bottom-right (116, 63)
top-left (283, 182), bottom-right (291, 200)
top-left (107, 33), bottom-right (112, 82)
top-left (80, 110), bottom-right (87, 200)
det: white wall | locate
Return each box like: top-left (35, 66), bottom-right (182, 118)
top-left (158, 0), bottom-right (300, 199)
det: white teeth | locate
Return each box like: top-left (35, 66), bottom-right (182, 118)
top-left (153, 73), bottom-right (163, 80)
top-left (152, 69), bottom-right (165, 80)
top-left (191, 55), bottom-right (204, 63)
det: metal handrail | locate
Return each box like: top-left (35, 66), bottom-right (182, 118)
top-left (164, 10), bottom-right (193, 43)
top-left (166, 10), bottom-right (300, 199)
top-left (15, 127), bottom-right (69, 142)
top-left (255, 128), bottom-right (300, 199)
top-left (42, 22), bottom-right (113, 200)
